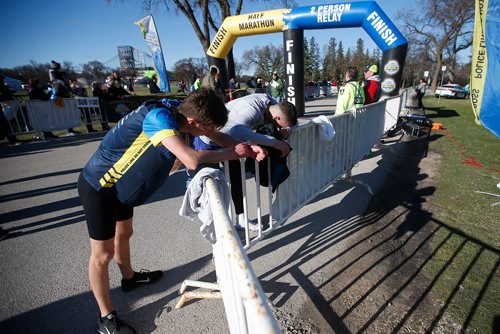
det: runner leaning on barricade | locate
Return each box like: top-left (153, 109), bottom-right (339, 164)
top-left (193, 93), bottom-right (297, 231)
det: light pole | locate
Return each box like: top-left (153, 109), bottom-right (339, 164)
top-left (438, 65), bottom-right (446, 104)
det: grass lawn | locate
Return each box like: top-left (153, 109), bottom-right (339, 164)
top-left (422, 96), bottom-right (499, 333)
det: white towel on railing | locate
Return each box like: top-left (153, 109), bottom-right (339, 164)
top-left (179, 167), bottom-right (231, 244)
top-left (312, 115), bottom-right (335, 141)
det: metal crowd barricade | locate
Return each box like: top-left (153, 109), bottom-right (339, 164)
top-left (304, 85), bottom-right (335, 98)
top-left (75, 97), bottom-right (106, 127)
top-left (1, 97), bottom-right (105, 137)
top-left (176, 92), bottom-right (405, 333)
top-left (231, 95), bottom-right (403, 250)
top-left (176, 177), bottom-right (281, 334)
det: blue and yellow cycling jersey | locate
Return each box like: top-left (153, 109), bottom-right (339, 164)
top-left (82, 102), bottom-right (181, 206)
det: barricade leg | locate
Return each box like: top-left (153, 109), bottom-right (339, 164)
top-left (175, 280), bottom-right (221, 309)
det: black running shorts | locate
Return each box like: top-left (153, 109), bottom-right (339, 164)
top-left (77, 173), bottom-right (134, 240)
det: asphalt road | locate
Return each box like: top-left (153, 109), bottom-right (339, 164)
top-left (0, 96), bottom-right (402, 333)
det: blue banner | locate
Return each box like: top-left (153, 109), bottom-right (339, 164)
top-left (283, 1), bottom-right (407, 51)
top-left (471, 0), bottom-right (500, 138)
top-left (135, 15), bottom-right (171, 93)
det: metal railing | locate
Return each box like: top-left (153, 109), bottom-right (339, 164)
top-left (176, 176), bottom-right (281, 334)
top-left (177, 93), bottom-right (404, 333)
top-left (1, 97), bottom-right (105, 136)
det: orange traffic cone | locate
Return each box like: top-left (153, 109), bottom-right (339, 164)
top-left (432, 122), bottom-right (444, 130)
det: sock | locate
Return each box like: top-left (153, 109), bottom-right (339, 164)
top-left (237, 213), bottom-right (246, 226)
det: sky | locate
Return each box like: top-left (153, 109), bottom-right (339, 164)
top-left (0, 0), bottom-right (416, 73)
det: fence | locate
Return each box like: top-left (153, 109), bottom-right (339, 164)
top-left (1, 97), bottom-right (105, 136)
top-left (177, 93), bottom-right (405, 332)
top-left (304, 85), bottom-right (338, 98)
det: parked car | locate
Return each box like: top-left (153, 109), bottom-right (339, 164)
top-left (435, 84), bottom-right (468, 99)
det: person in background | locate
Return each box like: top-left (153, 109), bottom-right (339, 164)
top-left (202, 67), bottom-right (218, 91)
top-left (178, 80), bottom-right (186, 93)
top-left (0, 74), bottom-right (19, 144)
top-left (148, 75), bottom-right (161, 94)
top-left (202, 67), bottom-right (224, 100)
top-left (107, 74), bottom-right (130, 99)
top-left (48, 61), bottom-right (72, 99)
top-left (336, 67), bottom-right (365, 115)
top-left (78, 87), bottom-right (265, 334)
top-left (28, 77), bottom-right (59, 139)
top-left (192, 74), bottom-right (202, 91)
top-left (125, 77), bottom-right (134, 95)
top-left (229, 78), bottom-right (237, 90)
top-left (269, 71), bottom-right (285, 102)
top-left (415, 78), bottom-right (427, 110)
top-left (49, 60), bottom-right (80, 135)
top-left (91, 81), bottom-right (111, 131)
top-left (363, 64), bottom-right (381, 104)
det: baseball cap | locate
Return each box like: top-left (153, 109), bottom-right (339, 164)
top-left (364, 64), bottom-right (378, 73)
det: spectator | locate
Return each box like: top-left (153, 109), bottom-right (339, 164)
top-left (202, 67), bottom-right (218, 91)
top-left (202, 67), bottom-right (224, 100)
top-left (336, 67), bottom-right (365, 115)
top-left (70, 79), bottom-right (88, 97)
top-left (415, 78), bottom-right (427, 110)
top-left (0, 73), bottom-right (19, 144)
top-left (192, 74), bottom-right (202, 91)
top-left (126, 77), bottom-right (135, 94)
top-left (229, 78), bottom-right (237, 90)
top-left (91, 81), bottom-right (111, 131)
top-left (178, 80), bottom-right (186, 93)
top-left (194, 93), bottom-right (297, 231)
top-left (246, 76), bottom-right (256, 89)
top-left (49, 61), bottom-right (80, 135)
top-left (269, 71), bottom-right (285, 102)
top-left (48, 61), bottom-right (72, 99)
top-left (107, 74), bottom-right (130, 99)
top-left (78, 87), bottom-right (265, 334)
top-left (28, 78), bottom-right (59, 139)
top-left (148, 75), bottom-right (161, 94)
top-left (363, 64), bottom-right (381, 104)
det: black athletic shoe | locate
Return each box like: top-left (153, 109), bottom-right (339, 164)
top-left (98, 311), bottom-right (136, 334)
top-left (121, 269), bottom-right (163, 292)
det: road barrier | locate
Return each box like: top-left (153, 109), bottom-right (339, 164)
top-left (177, 93), bottom-right (405, 332)
top-left (1, 97), bottom-right (105, 136)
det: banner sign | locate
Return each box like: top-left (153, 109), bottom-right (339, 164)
top-left (471, 0), bottom-right (499, 137)
top-left (135, 15), bottom-right (171, 93)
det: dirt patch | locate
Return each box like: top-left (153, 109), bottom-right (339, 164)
top-left (283, 135), bottom-right (464, 333)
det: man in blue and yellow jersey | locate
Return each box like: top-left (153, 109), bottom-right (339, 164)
top-left (336, 67), bottom-right (365, 114)
top-left (77, 88), bottom-right (265, 334)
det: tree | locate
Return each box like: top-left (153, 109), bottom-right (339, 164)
top-left (308, 36), bottom-right (321, 81)
top-left (398, 0), bottom-right (474, 91)
top-left (173, 57), bottom-right (208, 84)
top-left (80, 60), bottom-right (109, 83)
top-left (322, 37), bottom-right (337, 80)
top-left (334, 41), bottom-right (346, 82)
top-left (241, 44), bottom-right (283, 79)
top-left (351, 38), bottom-right (366, 70)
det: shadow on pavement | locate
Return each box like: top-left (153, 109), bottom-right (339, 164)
top-left (248, 134), bottom-right (499, 333)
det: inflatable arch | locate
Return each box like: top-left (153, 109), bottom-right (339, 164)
top-left (207, 1), bottom-right (408, 116)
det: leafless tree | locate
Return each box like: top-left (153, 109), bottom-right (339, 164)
top-left (241, 44), bottom-right (283, 79)
top-left (398, 0), bottom-right (473, 91)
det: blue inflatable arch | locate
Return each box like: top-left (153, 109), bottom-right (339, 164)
top-left (207, 1), bottom-right (408, 116)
